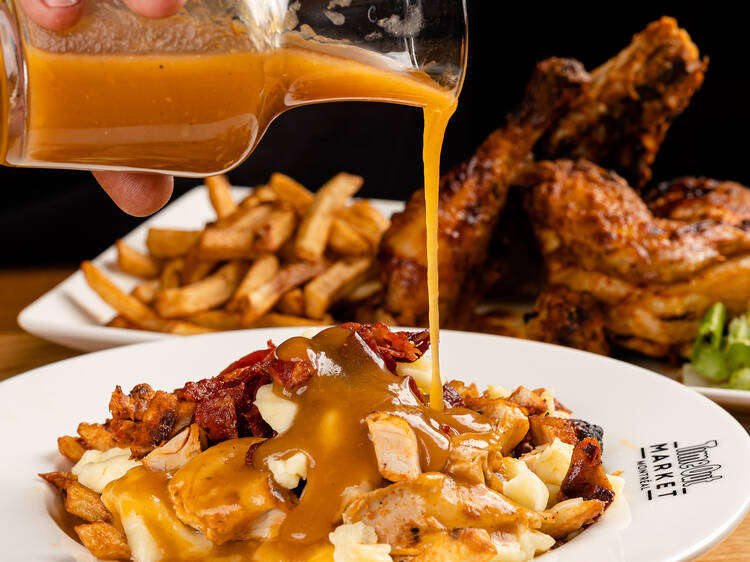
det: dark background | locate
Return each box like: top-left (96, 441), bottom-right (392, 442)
top-left (2, 5), bottom-right (747, 265)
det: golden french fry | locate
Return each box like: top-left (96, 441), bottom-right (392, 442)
top-left (146, 229), bottom-right (201, 258)
top-left (82, 261), bottom-right (168, 332)
top-left (328, 218), bottom-right (371, 255)
top-left (165, 320), bottom-right (215, 335)
top-left (276, 287), bottom-right (305, 316)
top-left (242, 261), bottom-right (327, 325)
top-left (239, 184), bottom-right (278, 209)
top-left (255, 208), bottom-right (296, 252)
top-left (228, 254), bottom-right (280, 311)
top-left (336, 200), bottom-right (390, 248)
top-left (107, 314), bottom-right (135, 329)
top-left (198, 227), bottom-right (255, 260)
top-left (219, 201), bottom-right (273, 229)
top-left (75, 522), bottom-right (131, 561)
top-left (205, 174), bottom-right (238, 219)
top-left (295, 172), bottom-right (363, 261)
top-left (181, 248), bottom-right (217, 285)
top-left (65, 482), bottom-right (111, 523)
top-left (269, 172), bottom-right (314, 215)
top-left (57, 436), bottom-right (86, 463)
top-left (345, 279), bottom-right (383, 302)
top-left (115, 240), bottom-right (161, 278)
top-left (77, 422), bottom-right (117, 451)
top-left (131, 279), bottom-right (160, 304)
top-left (159, 257), bottom-right (185, 290)
top-left (183, 309), bottom-right (243, 331)
top-left (155, 261), bottom-right (246, 318)
top-left (247, 312), bottom-right (334, 328)
top-left (304, 257), bottom-right (372, 319)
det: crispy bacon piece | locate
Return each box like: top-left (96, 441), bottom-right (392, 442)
top-left (340, 321), bottom-right (430, 371)
top-left (176, 344), bottom-right (275, 401)
top-left (442, 384), bottom-right (465, 408)
top-left (195, 386), bottom-right (244, 441)
top-left (528, 416), bottom-right (604, 449)
top-left (560, 437), bottom-right (614, 506)
top-left (266, 357), bottom-right (312, 390)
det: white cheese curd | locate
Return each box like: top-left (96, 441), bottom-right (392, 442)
top-left (529, 438), bottom-right (574, 486)
top-left (71, 447), bottom-right (141, 493)
top-left (501, 458), bottom-right (549, 512)
top-left (394, 353), bottom-right (437, 394)
top-left (329, 522), bottom-right (392, 562)
top-left (267, 451), bottom-right (308, 489)
top-left (486, 385), bottom-right (511, 399)
top-left (121, 513), bottom-right (164, 562)
top-left (490, 529), bottom-right (555, 562)
top-left (607, 473), bottom-right (626, 497)
top-left (254, 383), bottom-right (298, 434)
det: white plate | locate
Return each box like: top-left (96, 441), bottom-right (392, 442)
top-left (16, 185), bottom-right (750, 409)
top-left (2, 329), bottom-right (749, 561)
top-left (17, 186), bottom-right (405, 352)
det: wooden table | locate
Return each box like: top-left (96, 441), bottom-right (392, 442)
top-left (1, 266), bottom-right (748, 560)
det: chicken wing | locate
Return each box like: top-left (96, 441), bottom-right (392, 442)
top-left (538, 16), bottom-right (707, 189)
top-left (380, 58), bottom-right (590, 326)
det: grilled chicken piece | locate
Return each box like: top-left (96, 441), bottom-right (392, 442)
top-left (142, 423), bottom-right (204, 472)
top-left (538, 17), bottom-right (707, 189)
top-left (343, 473), bottom-right (542, 549)
top-left (168, 438), bottom-right (289, 544)
top-left (461, 396), bottom-right (529, 456)
top-left (366, 412), bottom-right (421, 482)
top-left (525, 285), bottom-right (610, 356)
top-left (526, 160), bottom-right (750, 356)
top-left (408, 528), bottom-right (498, 562)
top-left (526, 159), bottom-right (750, 285)
top-left (645, 177), bottom-right (750, 226)
top-left (380, 58), bottom-right (590, 326)
top-left (539, 498), bottom-right (606, 539)
top-left (560, 438), bottom-right (614, 506)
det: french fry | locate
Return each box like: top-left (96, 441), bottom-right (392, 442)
top-left (269, 172), bottom-right (314, 215)
top-left (116, 240), bottom-right (161, 278)
top-left (328, 218), bottom-right (371, 255)
top-left (198, 227), bottom-right (255, 260)
top-left (65, 481), bottom-right (111, 523)
top-left (255, 208), bottom-right (296, 252)
top-left (154, 261), bottom-right (246, 318)
top-left (107, 315), bottom-right (136, 329)
top-left (276, 287), bottom-right (305, 316)
top-left (247, 312), bottom-right (334, 328)
top-left (165, 321), bottom-right (215, 335)
top-left (304, 257), bottom-right (372, 319)
top-left (239, 184), bottom-right (278, 209)
top-left (131, 279), bottom-right (160, 304)
top-left (77, 422), bottom-right (117, 451)
top-left (183, 310), bottom-right (243, 331)
top-left (219, 201), bottom-right (273, 229)
top-left (242, 261), bottom-right (327, 325)
top-left (146, 229), bottom-right (201, 258)
top-left (295, 172), bottom-right (363, 261)
top-left (159, 258), bottom-right (185, 290)
top-left (182, 247), bottom-right (217, 284)
top-left (81, 261), bottom-right (169, 332)
top-left (228, 254), bottom-right (280, 311)
top-left (336, 200), bottom-right (390, 246)
top-left (75, 522), bottom-right (131, 561)
top-left (345, 279), bottom-right (383, 302)
top-left (205, 174), bottom-right (238, 219)
top-left (57, 436), bottom-right (87, 463)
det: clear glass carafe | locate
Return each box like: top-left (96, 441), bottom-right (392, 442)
top-left (0, 0), bottom-right (466, 176)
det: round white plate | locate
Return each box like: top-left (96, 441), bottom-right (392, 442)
top-left (1, 329), bottom-right (749, 561)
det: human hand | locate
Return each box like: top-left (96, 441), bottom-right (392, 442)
top-left (18, 0), bottom-right (187, 216)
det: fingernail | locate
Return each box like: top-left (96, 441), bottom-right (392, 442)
top-left (43, 0), bottom-right (81, 7)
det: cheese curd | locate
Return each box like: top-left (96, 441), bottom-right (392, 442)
top-left (501, 458), bottom-right (549, 512)
top-left (72, 447), bottom-right (141, 493)
top-left (329, 522), bottom-right (392, 562)
top-left (525, 438), bottom-right (574, 486)
top-left (268, 452), bottom-right (308, 489)
top-left (255, 384), bottom-right (298, 434)
top-left (394, 353), bottom-right (439, 394)
top-left (491, 529), bottom-right (555, 562)
top-left (486, 384), bottom-right (511, 399)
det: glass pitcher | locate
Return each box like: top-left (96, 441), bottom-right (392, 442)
top-left (0, 0), bottom-right (466, 176)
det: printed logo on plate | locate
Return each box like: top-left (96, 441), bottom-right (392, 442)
top-left (637, 440), bottom-right (723, 500)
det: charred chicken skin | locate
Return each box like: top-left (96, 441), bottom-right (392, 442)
top-left (525, 160), bottom-right (750, 356)
top-left (538, 16), bottom-right (707, 190)
top-left (380, 58), bottom-right (590, 327)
